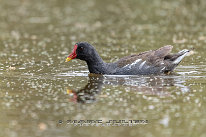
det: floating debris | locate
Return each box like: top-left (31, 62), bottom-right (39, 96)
top-left (198, 36), bottom-right (206, 41)
top-left (38, 123), bottom-right (47, 131)
top-left (8, 66), bottom-right (16, 70)
top-left (173, 38), bottom-right (187, 44)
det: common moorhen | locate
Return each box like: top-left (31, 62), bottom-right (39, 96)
top-left (65, 42), bottom-right (190, 75)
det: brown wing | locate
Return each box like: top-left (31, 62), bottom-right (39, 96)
top-left (116, 45), bottom-right (173, 67)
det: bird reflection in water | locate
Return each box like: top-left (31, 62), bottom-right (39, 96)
top-left (66, 74), bottom-right (189, 103)
top-left (67, 74), bottom-right (104, 103)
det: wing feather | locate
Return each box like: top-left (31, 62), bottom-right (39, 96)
top-left (116, 45), bottom-right (173, 67)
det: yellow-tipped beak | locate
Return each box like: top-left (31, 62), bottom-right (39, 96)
top-left (66, 44), bottom-right (78, 62)
top-left (65, 57), bottom-right (72, 62)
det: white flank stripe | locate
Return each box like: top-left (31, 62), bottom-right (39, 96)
top-left (131, 59), bottom-right (142, 66)
top-left (161, 67), bottom-right (166, 72)
top-left (124, 59), bottom-right (142, 69)
top-left (139, 61), bottom-right (146, 69)
top-left (123, 59), bottom-right (143, 69)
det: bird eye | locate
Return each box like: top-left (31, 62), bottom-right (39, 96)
top-left (80, 47), bottom-right (84, 50)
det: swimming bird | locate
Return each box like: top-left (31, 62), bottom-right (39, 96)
top-left (65, 42), bottom-right (190, 75)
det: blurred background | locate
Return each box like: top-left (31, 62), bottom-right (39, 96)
top-left (0, 0), bottom-right (206, 137)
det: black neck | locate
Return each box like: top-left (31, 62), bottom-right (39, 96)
top-left (86, 51), bottom-right (107, 74)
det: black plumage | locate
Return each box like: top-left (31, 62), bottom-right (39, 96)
top-left (66, 42), bottom-right (190, 75)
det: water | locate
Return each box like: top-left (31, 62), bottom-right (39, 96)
top-left (0, 0), bottom-right (206, 137)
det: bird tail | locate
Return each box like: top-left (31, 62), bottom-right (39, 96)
top-left (172, 49), bottom-right (190, 65)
